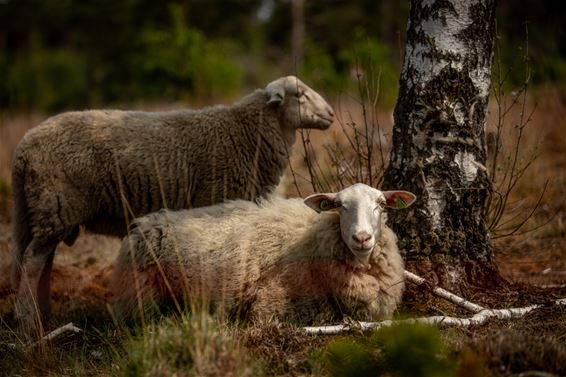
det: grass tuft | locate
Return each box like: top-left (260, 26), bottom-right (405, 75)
top-left (121, 312), bottom-right (260, 377)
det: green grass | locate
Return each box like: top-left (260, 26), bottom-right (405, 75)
top-left (120, 312), bottom-right (260, 377)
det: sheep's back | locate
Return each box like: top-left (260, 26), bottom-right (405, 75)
top-left (116, 198), bottom-right (319, 309)
top-left (14, 108), bottom-right (235, 240)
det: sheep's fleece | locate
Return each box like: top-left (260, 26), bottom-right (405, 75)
top-left (11, 75), bottom-right (334, 330)
top-left (111, 184), bottom-right (416, 325)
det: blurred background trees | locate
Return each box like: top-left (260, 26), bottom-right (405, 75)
top-left (0, 0), bottom-right (564, 112)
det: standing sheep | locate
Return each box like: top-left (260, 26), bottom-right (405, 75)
top-left (111, 183), bottom-right (416, 325)
top-left (11, 75), bottom-right (335, 331)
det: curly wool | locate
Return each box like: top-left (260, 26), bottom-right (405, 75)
top-left (111, 197), bottom-right (405, 325)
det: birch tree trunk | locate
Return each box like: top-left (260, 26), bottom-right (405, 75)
top-left (383, 0), bottom-right (504, 290)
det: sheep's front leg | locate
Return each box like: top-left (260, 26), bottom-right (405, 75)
top-left (14, 239), bottom-right (57, 336)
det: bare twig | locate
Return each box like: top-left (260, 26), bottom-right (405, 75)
top-left (485, 22), bottom-right (546, 238)
top-left (288, 65), bottom-right (388, 197)
top-left (403, 270), bottom-right (485, 313)
top-left (2, 322), bottom-right (82, 350)
top-left (30, 322), bottom-right (82, 348)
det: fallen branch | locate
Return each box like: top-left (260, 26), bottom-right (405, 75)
top-left (31, 322), bottom-right (82, 348)
top-left (403, 270), bottom-right (485, 313)
top-left (2, 322), bottom-right (82, 351)
top-left (303, 298), bottom-right (566, 335)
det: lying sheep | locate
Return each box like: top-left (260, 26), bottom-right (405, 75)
top-left (111, 183), bottom-right (416, 325)
top-left (11, 75), bottom-right (335, 331)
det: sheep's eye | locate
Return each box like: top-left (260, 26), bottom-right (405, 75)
top-left (319, 200), bottom-right (329, 210)
top-left (296, 90), bottom-right (305, 98)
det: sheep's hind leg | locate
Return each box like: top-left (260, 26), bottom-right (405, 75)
top-left (14, 238), bottom-right (57, 337)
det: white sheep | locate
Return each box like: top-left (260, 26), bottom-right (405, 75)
top-left (11, 75), bottom-right (335, 331)
top-left (111, 183), bottom-right (416, 325)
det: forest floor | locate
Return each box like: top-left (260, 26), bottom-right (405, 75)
top-left (0, 86), bottom-right (565, 376)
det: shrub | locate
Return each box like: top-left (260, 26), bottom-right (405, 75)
top-left (5, 38), bottom-right (88, 111)
top-left (339, 29), bottom-right (399, 107)
top-left (322, 324), bottom-right (457, 377)
top-left (134, 3), bottom-right (243, 101)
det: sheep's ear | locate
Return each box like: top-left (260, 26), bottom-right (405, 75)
top-left (266, 86), bottom-right (285, 105)
top-left (267, 89), bottom-right (285, 105)
top-left (383, 191), bottom-right (417, 209)
top-left (304, 193), bottom-right (338, 213)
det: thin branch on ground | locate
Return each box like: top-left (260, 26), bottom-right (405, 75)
top-left (2, 322), bottom-right (82, 350)
top-left (30, 322), bottom-right (82, 348)
top-left (303, 298), bottom-right (566, 335)
top-left (303, 270), bottom-right (566, 335)
top-left (403, 270), bottom-right (485, 313)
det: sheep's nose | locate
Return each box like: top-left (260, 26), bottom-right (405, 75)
top-left (352, 232), bottom-right (371, 244)
top-left (328, 108), bottom-right (335, 118)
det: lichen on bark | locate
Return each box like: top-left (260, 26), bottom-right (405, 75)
top-left (383, 0), bottom-right (502, 289)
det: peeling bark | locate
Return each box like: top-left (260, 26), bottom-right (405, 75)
top-left (383, 0), bottom-right (503, 290)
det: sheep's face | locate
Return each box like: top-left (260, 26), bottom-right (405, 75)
top-left (265, 75), bottom-right (335, 131)
top-left (304, 183), bottom-right (416, 267)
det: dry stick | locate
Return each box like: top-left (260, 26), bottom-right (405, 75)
top-left (303, 298), bottom-right (566, 335)
top-left (403, 270), bottom-right (485, 313)
top-left (2, 322), bottom-right (82, 350)
top-left (30, 322), bottom-right (82, 348)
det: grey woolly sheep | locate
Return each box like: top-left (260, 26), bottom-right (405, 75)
top-left (110, 183), bottom-right (416, 325)
top-left (11, 75), bottom-right (335, 331)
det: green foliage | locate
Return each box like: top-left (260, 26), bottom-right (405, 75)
top-left (298, 30), bottom-right (399, 104)
top-left (299, 41), bottom-right (345, 93)
top-left (322, 324), bottom-right (457, 377)
top-left (339, 29), bottom-right (399, 107)
top-left (135, 4), bottom-right (243, 101)
top-left (496, 0), bottom-right (566, 86)
top-left (372, 323), bottom-right (457, 377)
top-left (6, 38), bottom-right (88, 111)
top-left (121, 312), bottom-right (259, 376)
top-left (324, 338), bottom-right (381, 377)
top-left (0, 0), bottom-right (563, 110)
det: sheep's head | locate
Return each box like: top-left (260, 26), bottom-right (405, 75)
top-left (304, 183), bottom-right (416, 266)
top-left (265, 75), bottom-right (334, 130)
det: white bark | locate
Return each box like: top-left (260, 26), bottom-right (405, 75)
top-left (303, 299), bottom-right (566, 335)
top-left (403, 0), bottom-right (490, 96)
top-left (403, 270), bottom-right (485, 313)
top-left (384, 0), bottom-right (498, 282)
top-left (303, 270), bottom-right (563, 335)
